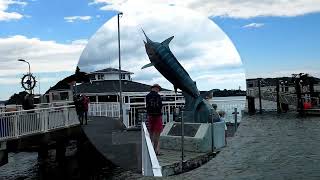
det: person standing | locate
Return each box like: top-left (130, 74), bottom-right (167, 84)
top-left (146, 84), bottom-right (163, 155)
top-left (75, 95), bottom-right (84, 125)
top-left (82, 95), bottom-right (90, 125)
top-left (22, 94), bottom-right (35, 113)
top-left (218, 110), bottom-right (228, 145)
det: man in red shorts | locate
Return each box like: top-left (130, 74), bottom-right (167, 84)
top-left (146, 84), bottom-right (163, 155)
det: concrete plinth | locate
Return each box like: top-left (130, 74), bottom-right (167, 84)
top-left (160, 122), bottom-right (225, 153)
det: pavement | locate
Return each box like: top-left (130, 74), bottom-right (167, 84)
top-left (139, 112), bottom-right (320, 180)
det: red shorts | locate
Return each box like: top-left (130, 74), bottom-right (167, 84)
top-left (147, 115), bottom-right (163, 133)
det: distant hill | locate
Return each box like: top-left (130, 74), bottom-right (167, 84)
top-left (212, 89), bottom-right (246, 97)
top-left (0, 100), bottom-right (6, 105)
top-left (200, 89), bottom-right (246, 98)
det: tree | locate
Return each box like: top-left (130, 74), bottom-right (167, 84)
top-left (6, 91), bottom-right (29, 105)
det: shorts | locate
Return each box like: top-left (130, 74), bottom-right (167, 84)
top-left (147, 115), bottom-right (163, 133)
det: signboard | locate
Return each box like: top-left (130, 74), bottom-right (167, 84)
top-left (167, 123), bottom-right (200, 137)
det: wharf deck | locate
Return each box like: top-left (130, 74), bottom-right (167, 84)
top-left (82, 116), bottom-right (142, 172)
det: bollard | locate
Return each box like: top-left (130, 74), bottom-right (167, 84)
top-left (233, 108), bottom-right (238, 133)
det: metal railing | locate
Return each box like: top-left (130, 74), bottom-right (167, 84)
top-left (88, 99), bottom-right (245, 128)
top-left (210, 100), bottom-right (246, 123)
top-left (0, 105), bottom-right (79, 142)
top-left (247, 87), bottom-right (298, 106)
top-left (141, 122), bottom-right (162, 177)
top-left (126, 101), bottom-right (185, 128)
top-left (88, 102), bottom-right (120, 117)
top-left (0, 101), bottom-right (73, 113)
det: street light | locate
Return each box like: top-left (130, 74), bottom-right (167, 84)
top-left (117, 12), bottom-right (123, 123)
top-left (18, 59), bottom-right (31, 75)
top-left (18, 59), bottom-right (33, 94)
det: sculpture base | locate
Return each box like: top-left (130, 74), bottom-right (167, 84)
top-left (160, 122), bottom-right (225, 153)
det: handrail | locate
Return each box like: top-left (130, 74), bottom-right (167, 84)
top-left (0, 105), bottom-right (79, 142)
top-left (141, 122), bottom-right (162, 177)
top-left (0, 105), bottom-right (75, 115)
top-left (0, 101), bottom-right (73, 108)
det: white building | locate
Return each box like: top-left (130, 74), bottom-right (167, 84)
top-left (76, 68), bottom-right (184, 127)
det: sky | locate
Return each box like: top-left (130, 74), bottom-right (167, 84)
top-left (0, 0), bottom-right (320, 100)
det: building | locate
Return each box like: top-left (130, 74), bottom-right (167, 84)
top-left (89, 68), bottom-right (133, 82)
top-left (79, 68), bottom-right (184, 127)
top-left (247, 76), bottom-right (320, 94)
top-left (77, 67), bottom-right (182, 104)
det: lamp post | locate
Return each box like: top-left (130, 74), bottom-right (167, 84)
top-left (18, 59), bottom-right (32, 94)
top-left (18, 59), bottom-right (31, 75)
top-left (118, 12), bottom-right (123, 123)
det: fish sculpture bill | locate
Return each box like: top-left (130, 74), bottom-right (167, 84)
top-left (141, 30), bottom-right (220, 123)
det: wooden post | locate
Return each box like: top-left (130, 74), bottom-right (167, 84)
top-left (295, 78), bottom-right (303, 116)
top-left (276, 79), bottom-right (281, 113)
top-left (233, 108), bottom-right (239, 133)
top-left (258, 79), bottom-right (262, 114)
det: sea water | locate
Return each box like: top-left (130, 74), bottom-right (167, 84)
top-left (209, 96), bottom-right (246, 123)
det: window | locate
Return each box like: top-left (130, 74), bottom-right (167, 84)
top-left (285, 87), bottom-right (289, 92)
top-left (60, 92), bottom-right (69, 100)
top-left (97, 74), bottom-right (104, 80)
top-left (121, 74), bottom-right (126, 79)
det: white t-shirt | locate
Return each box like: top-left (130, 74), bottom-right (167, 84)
top-left (220, 117), bottom-right (227, 130)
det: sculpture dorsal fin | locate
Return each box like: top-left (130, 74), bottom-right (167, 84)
top-left (161, 36), bottom-right (174, 46)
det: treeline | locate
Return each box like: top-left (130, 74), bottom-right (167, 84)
top-left (212, 89), bottom-right (246, 97)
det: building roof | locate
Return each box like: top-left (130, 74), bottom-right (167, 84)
top-left (76, 80), bottom-right (171, 94)
top-left (91, 68), bottom-right (133, 74)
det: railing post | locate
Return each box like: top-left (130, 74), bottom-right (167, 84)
top-left (141, 120), bottom-right (145, 175)
top-left (168, 105), bottom-right (171, 123)
top-left (112, 103), bottom-right (114, 117)
top-left (64, 107), bottom-right (69, 127)
top-left (44, 110), bottom-right (48, 132)
top-left (181, 109), bottom-right (184, 171)
top-left (14, 114), bottom-right (18, 138)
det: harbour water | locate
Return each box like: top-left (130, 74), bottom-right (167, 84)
top-left (0, 96), bottom-right (246, 180)
top-left (209, 96), bottom-right (246, 123)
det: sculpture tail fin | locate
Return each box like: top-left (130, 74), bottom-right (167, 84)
top-left (182, 92), bottom-right (203, 111)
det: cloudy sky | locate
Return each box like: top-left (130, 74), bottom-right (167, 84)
top-left (0, 0), bottom-right (320, 100)
top-left (78, 4), bottom-right (244, 93)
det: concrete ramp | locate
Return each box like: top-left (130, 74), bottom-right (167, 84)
top-left (82, 116), bottom-right (141, 172)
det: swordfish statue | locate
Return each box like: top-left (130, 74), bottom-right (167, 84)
top-left (141, 30), bottom-right (220, 123)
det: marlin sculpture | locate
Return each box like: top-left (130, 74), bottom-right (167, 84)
top-left (141, 30), bottom-right (220, 123)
